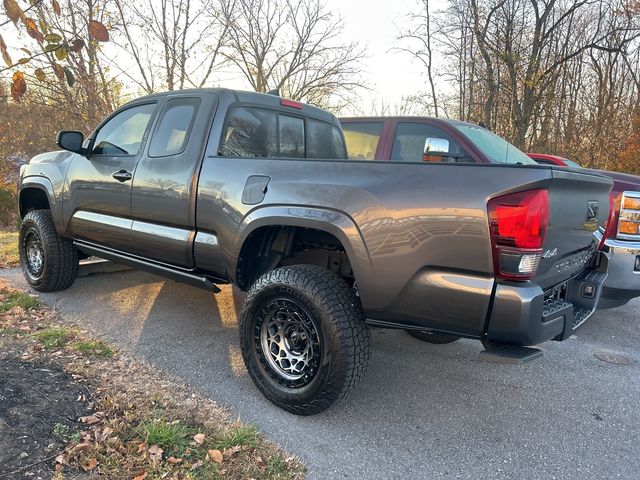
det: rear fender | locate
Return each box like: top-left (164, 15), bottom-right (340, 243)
top-left (231, 205), bottom-right (374, 296)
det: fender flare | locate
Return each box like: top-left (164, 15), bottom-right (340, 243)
top-left (18, 177), bottom-right (62, 230)
top-left (230, 205), bottom-right (374, 289)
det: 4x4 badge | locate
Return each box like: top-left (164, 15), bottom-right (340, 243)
top-left (542, 248), bottom-right (558, 258)
top-left (587, 201), bottom-right (599, 221)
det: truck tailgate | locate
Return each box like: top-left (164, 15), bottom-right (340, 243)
top-left (535, 168), bottom-right (613, 290)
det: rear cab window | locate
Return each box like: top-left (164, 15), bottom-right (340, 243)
top-left (391, 122), bottom-right (475, 163)
top-left (219, 105), bottom-right (346, 159)
top-left (342, 122), bottom-right (384, 160)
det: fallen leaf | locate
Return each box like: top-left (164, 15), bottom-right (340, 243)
top-left (133, 471), bottom-right (147, 480)
top-left (79, 415), bottom-right (100, 425)
top-left (208, 449), bottom-right (223, 463)
top-left (54, 454), bottom-right (67, 465)
top-left (148, 444), bottom-right (163, 464)
top-left (223, 445), bottom-right (241, 457)
top-left (137, 442), bottom-right (148, 453)
top-left (190, 459), bottom-right (204, 471)
top-left (193, 433), bottom-right (205, 444)
top-left (82, 458), bottom-right (98, 471)
top-left (167, 456), bottom-right (182, 464)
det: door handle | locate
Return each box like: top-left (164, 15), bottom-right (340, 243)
top-left (112, 169), bottom-right (133, 182)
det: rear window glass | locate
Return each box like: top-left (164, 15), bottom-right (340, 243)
top-left (220, 107), bottom-right (277, 157)
top-left (219, 106), bottom-right (346, 160)
top-left (307, 119), bottom-right (347, 159)
top-left (342, 122), bottom-right (383, 160)
top-left (279, 114), bottom-right (305, 158)
top-left (149, 98), bottom-right (200, 157)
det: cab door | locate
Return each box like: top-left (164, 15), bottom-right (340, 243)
top-left (128, 93), bottom-right (218, 268)
top-left (64, 102), bottom-right (157, 252)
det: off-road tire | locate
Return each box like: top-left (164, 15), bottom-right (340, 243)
top-left (406, 330), bottom-right (459, 344)
top-left (240, 265), bottom-right (370, 415)
top-left (19, 210), bottom-right (79, 292)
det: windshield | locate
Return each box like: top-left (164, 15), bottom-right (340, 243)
top-left (562, 158), bottom-right (583, 168)
top-left (453, 124), bottom-right (537, 165)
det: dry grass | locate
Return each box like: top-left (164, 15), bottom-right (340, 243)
top-left (0, 230), bottom-right (19, 268)
top-left (0, 281), bottom-right (305, 479)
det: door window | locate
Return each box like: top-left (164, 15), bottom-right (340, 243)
top-left (391, 122), bottom-right (474, 163)
top-left (149, 98), bottom-right (201, 157)
top-left (342, 122), bottom-right (384, 160)
top-left (91, 103), bottom-right (156, 156)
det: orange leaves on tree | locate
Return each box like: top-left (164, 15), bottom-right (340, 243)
top-left (52, 0), bottom-right (61, 16)
top-left (25, 18), bottom-right (44, 42)
top-left (3, 0), bottom-right (23, 24)
top-left (11, 71), bottom-right (26, 102)
top-left (88, 20), bottom-right (109, 42)
top-left (0, 34), bottom-right (11, 67)
top-left (71, 39), bottom-right (85, 53)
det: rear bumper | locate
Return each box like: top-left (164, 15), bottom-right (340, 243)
top-left (594, 231), bottom-right (640, 308)
top-left (486, 262), bottom-right (608, 346)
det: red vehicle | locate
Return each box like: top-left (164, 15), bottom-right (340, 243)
top-left (339, 117), bottom-right (640, 309)
top-left (526, 153), bottom-right (640, 308)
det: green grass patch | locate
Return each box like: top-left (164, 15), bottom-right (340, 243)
top-left (53, 423), bottom-right (82, 444)
top-left (0, 231), bottom-right (19, 268)
top-left (0, 326), bottom-right (23, 337)
top-left (34, 327), bottom-right (71, 349)
top-left (0, 291), bottom-right (39, 312)
top-left (138, 420), bottom-right (194, 455)
top-left (73, 340), bottom-right (114, 357)
top-left (213, 425), bottom-right (259, 450)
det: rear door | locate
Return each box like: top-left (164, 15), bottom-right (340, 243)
top-left (128, 93), bottom-right (218, 268)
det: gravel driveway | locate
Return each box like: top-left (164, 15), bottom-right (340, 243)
top-left (2, 267), bottom-right (638, 479)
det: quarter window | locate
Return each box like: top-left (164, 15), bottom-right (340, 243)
top-left (91, 103), bottom-right (156, 156)
top-left (149, 98), bottom-right (200, 157)
top-left (342, 122), bottom-right (384, 160)
top-left (391, 122), bottom-right (474, 163)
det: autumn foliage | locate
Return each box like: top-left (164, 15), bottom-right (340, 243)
top-left (619, 109), bottom-right (640, 175)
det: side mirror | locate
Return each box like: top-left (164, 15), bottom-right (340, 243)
top-left (57, 131), bottom-right (86, 155)
top-left (424, 137), bottom-right (450, 154)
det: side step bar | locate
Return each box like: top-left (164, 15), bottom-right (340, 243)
top-left (74, 241), bottom-right (221, 293)
top-left (479, 344), bottom-right (543, 364)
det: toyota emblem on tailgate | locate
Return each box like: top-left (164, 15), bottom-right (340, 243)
top-left (587, 201), bottom-right (599, 221)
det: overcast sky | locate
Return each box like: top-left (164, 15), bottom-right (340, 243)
top-left (213, 0), bottom-right (450, 113)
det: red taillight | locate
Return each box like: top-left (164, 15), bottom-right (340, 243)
top-left (488, 189), bottom-right (549, 280)
top-left (280, 98), bottom-right (303, 109)
top-left (599, 192), bottom-right (617, 249)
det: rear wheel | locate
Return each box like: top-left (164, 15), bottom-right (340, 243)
top-left (19, 210), bottom-right (79, 292)
top-left (406, 330), bottom-right (459, 344)
top-left (240, 265), bottom-right (370, 415)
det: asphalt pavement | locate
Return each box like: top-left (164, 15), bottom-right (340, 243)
top-left (2, 267), bottom-right (639, 479)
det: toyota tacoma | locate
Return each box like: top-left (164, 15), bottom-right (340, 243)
top-left (18, 94), bottom-right (612, 414)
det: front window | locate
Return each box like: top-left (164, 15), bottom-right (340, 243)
top-left (91, 103), bottom-right (156, 156)
top-left (452, 124), bottom-right (537, 165)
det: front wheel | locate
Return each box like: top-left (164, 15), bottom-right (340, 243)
top-left (19, 210), bottom-right (79, 292)
top-left (240, 265), bottom-right (370, 415)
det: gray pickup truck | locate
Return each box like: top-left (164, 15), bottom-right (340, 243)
top-left (18, 89), bottom-right (613, 414)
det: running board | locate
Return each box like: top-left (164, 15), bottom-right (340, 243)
top-left (478, 344), bottom-right (543, 364)
top-left (74, 242), bottom-right (221, 293)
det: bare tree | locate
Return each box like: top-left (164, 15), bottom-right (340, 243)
top-left (219, 0), bottom-right (365, 110)
top-left (111, 0), bottom-right (231, 93)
